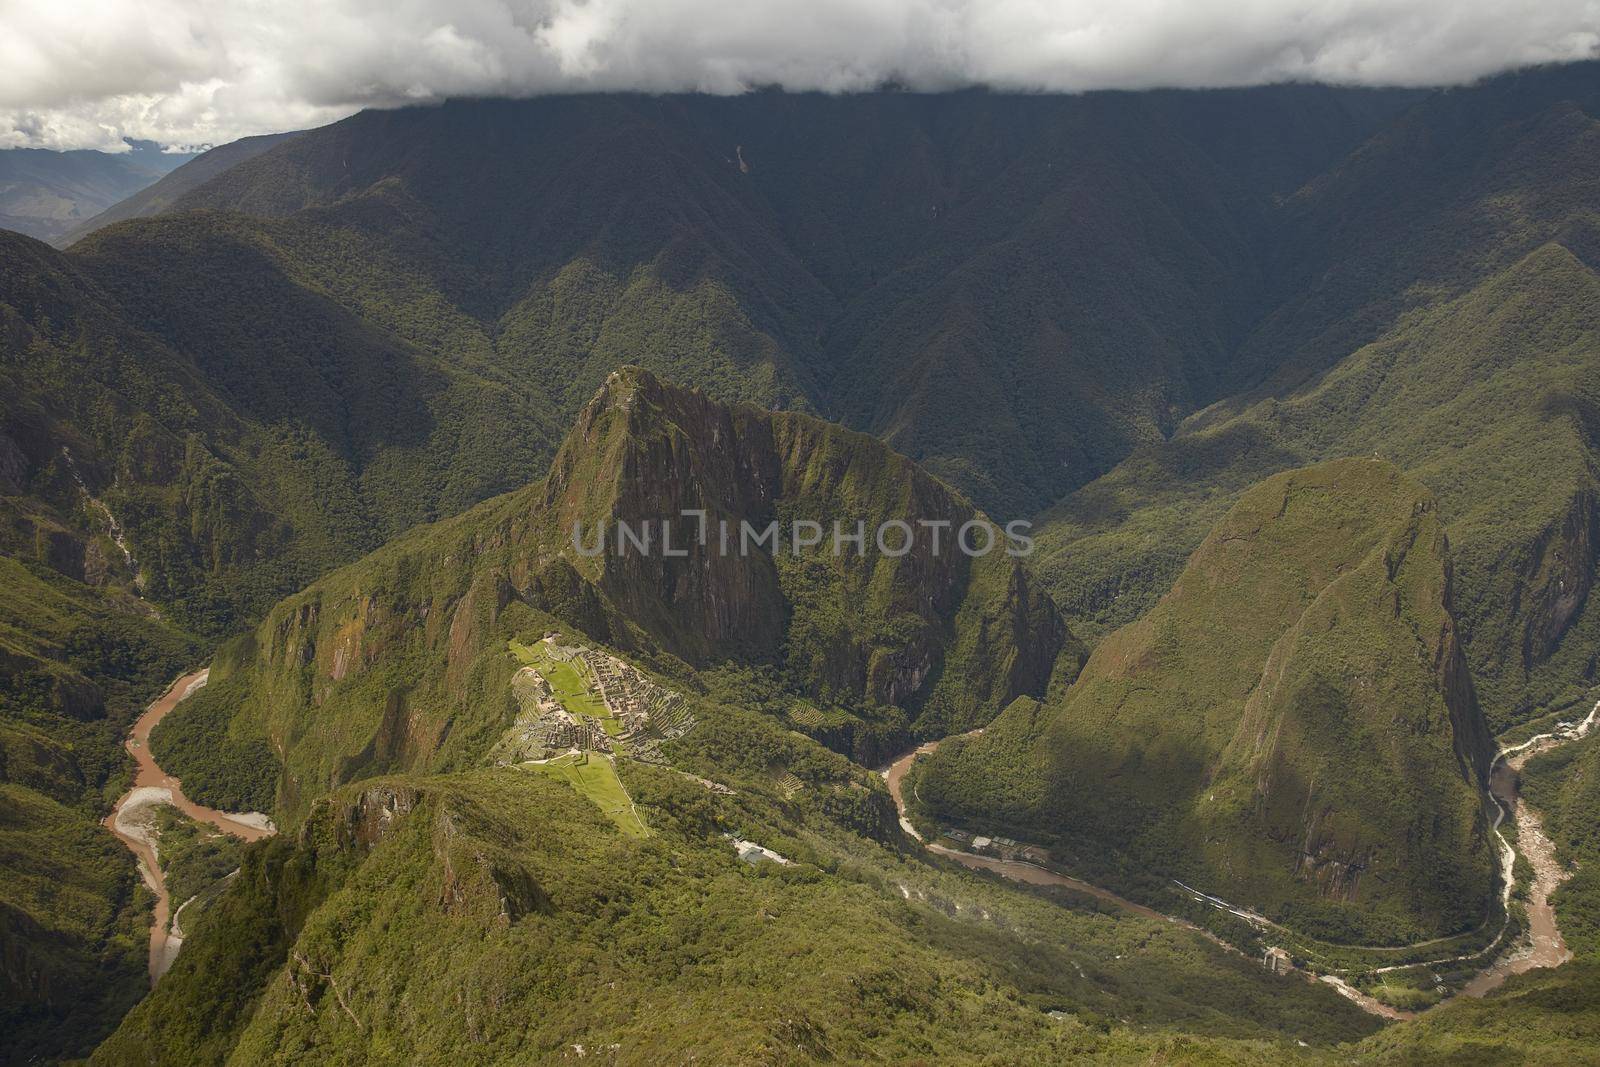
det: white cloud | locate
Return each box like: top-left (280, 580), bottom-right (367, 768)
top-left (1, 0), bottom-right (1597, 151)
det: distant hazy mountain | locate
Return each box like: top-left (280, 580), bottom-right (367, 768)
top-left (0, 141), bottom-right (193, 243)
top-left (56, 133), bottom-right (301, 247)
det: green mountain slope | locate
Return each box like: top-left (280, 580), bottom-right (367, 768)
top-left (87, 764), bottom-right (1382, 1066)
top-left (1223, 61), bottom-right (1600, 398)
top-left (1034, 241), bottom-right (1600, 729)
top-left (1361, 729), bottom-right (1600, 1064)
top-left (920, 459), bottom-right (1496, 945)
top-left (158, 368), bottom-right (1071, 823)
top-left (0, 221), bottom-right (394, 1060)
top-left (82, 375), bottom-right (1410, 1065)
top-left (0, 72), bottom-right (1586, 651)
top-left (79, 409), bottom-right (1600, 1067)
top-left (0, 236), bottom-right (211, 1056)
top-left (0, 556), bottom-right (197, 1060)
top-left (139, 86), bottom-right (1416, 517)
top-left (1033, 63), bottom-right (1600, 725)
top-left (0, 77), bottom-right (1542, 651)
top-left (91, 753), bottom-right (1600, 1065)
top-left (2, 69), bottom-right (1599, 1063)
top-left (3, 85), bottom-right (1359, 1056)
top-left (0, 227), bottom-right (396, 632)
top-left (1357, 963), bottom-right (1600, 1064)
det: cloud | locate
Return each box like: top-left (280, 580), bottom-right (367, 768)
top-left (2, 0), bottom-right (1597, 151)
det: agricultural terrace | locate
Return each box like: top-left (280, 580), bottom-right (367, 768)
top-left (497, 635), bottom-right (699, 836)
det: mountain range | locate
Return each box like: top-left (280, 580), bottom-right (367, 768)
top-left (0, 142), bottom-right (194, 244)
top-left (3, 60), bottom-right (1600, 1065)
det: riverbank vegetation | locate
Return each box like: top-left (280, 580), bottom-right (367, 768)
top-left (0, 556), bottom-right (198, 1063)
top-left (1521, 734), bottom-right (1600, 959)
top-left (918, 461), bottom-right (1496, 948)
top-left (92, 765), bottom-right (1385, 1064)
top-left (149, 676), bottom-right (279, 813)
top-left (151, 805), bottom-right (244, 918)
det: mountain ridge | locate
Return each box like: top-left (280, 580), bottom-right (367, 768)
top-left (161, 367), bottom-right (1072, 826)
top-left (0, 142), bottom-right (193, 244)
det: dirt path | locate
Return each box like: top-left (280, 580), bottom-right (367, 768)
top-left (104, 669), bottom-right (276, 984)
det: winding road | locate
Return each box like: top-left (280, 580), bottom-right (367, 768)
top-left (882, 698), bottom-right (1600, 1021)
top-left (104, 669), bottom-right (275, 983)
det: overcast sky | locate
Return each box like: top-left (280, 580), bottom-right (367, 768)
top-left (2, 0), bottom-right (1598, 152)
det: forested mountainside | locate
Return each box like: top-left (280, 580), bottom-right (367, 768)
top-left (1035, 62), bottom-right (1600, 723)
top-left (91, 768), bottom-right (1382, 1065)
top-left (0, 74), bottom-right (1530, 638)
top-left (79, 375), bottom-right (1599, 1067)
top-left (5, 61), bottom-right (1600, 1065)
top-left (85, 377), bottom-right (1383, 1064)
top-left (65, 371), bottom-right (1600, 1062)
top-left (74, 81), bottom-right (1424, 519)
top-left (6, 68), bottom-right (1597, 722)
top-left (0, 572), bottom-right (195, 1060)
top-left (918, 459), bottom-right (1496, 945)
top-left (1363, 732), bottom-right (1600, 1062)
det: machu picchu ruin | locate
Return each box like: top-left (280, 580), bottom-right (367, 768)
top-left (492, 635), bottom-right (697, 767)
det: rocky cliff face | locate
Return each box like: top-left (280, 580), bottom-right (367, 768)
top-left (539, 371), bottom-right (789, 663)
top-left (1520, 489), bottom-right (1599, 671)
top-left (538, 369), bottom-right (1072, 724)
top-left (1440, 554), bottom-right (1496, 790)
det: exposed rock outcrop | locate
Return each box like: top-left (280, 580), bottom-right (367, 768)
top-left (536, 368), bottom-right (1071, 727)
top-left (1520, 489), bottom-right (1599, 670)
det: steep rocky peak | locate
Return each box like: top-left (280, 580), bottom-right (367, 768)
top-left (526, 367), bottom-right (1068, 720)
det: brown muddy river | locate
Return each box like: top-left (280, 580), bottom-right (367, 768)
top-left (105, 669), bottom-right (275, 983)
